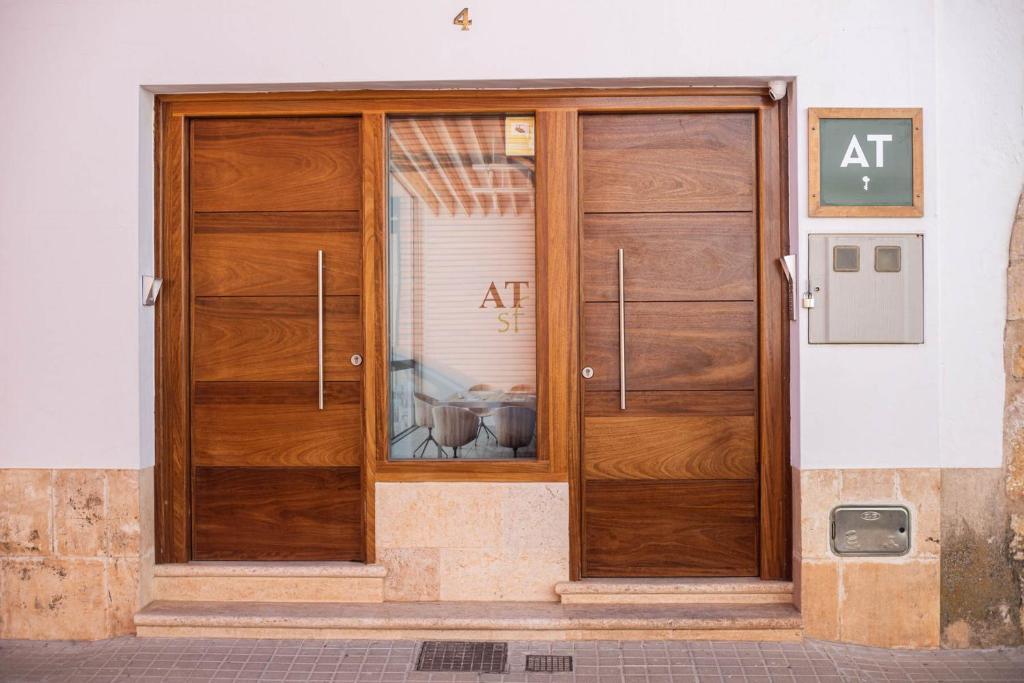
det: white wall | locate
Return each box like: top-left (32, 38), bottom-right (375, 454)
top-left (0, 0), bottom-right (1021, 470)
top-left (935, 1), bottom-right (1024, 469)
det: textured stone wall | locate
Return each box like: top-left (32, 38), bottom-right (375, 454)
top-left (796, 468), bottom-right (941, 648)
top-left (940, 469), bottom-right (1020, 646)
top-left (1005, 195), bottom-right (1024, 525)
top-left (998, 191), bottom-right (1024, 642)
top-left (0, 469), bottom-right (141, 639)
top-left (939, 190), bottom-right (1024, 648)
top-left (375, 482), bottom-right (569, 601)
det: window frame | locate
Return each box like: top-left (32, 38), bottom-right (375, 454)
top-left (367, 109), bottom-right (577, 482)
top-left (382, 113), bottom-right (544, 464)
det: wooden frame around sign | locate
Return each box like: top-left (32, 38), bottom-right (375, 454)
top-left (808, 107), bottom-right (923, 217)
top-left (153, 87), bottom-right (791, 580)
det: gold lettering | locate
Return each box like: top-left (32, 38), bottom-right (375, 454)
top-left (504, 281), bottom-right (530, 308)
top-left (480, 282), bottom-right (505, 308)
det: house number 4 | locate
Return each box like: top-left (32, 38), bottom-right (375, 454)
top-left (453, 7), bottom-right (472, 31)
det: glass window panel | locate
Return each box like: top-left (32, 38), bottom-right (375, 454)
top-left (387, 115), bottom-right (537, 461)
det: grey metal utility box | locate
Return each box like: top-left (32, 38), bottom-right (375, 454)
top-left (831, 505), bottom-right (911, 556)
top-left (808, 233), bottom-right (924, 344)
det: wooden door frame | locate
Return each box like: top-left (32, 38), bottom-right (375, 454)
top-left (154, 87), bottom-right (789, 575)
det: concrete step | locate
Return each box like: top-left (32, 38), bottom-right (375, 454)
top-left (555, 578), bottom-right (794, 605)
top-left (150, 562), bottom-right (387, 603)
top-left (134, 600), bottom-right (802, 641)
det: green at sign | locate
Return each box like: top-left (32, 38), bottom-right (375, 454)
top-left (821, 118), bottom-right (912, 205)
top-left (809, 108), bottom-right (923, 217)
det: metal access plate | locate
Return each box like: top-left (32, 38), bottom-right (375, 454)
top-left (831, 505), bottom-right (910, 556)
top-left (415, 641), bottom-right (507, 673)
top-left (526, 655), bottom-right (573, 672)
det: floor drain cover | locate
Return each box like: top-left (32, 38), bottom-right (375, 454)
top-left (415, 641), bottom-right (508, 673)
top-left (525, 655), bottom-right (574, 673)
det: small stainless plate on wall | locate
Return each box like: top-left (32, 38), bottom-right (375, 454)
top-left (831, 505), bottom-right (910, 556)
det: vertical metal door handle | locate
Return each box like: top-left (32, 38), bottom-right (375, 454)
top-left (317, 250), bottom-right (325, 410)
top-left (779, 254), bottom-right (797, 321)
top-left (618, 248), bottom-right (626, 411)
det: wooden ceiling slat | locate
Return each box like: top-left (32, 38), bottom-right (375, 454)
top-left (390, 116), bottom-right (535, 219)
top-left (408, 119), bottom-right (466, 216)
top-left (448, 121), bottom-right (489, 216)
top-left (390, 124), bottom-right (448, 215)
top-left (432, 119), bottom-right (485, 217)
top-left (460, 118), bottom-right (499, 216)
top-left (474, 118), bottom-right (502, 215)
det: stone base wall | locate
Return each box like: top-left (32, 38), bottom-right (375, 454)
top-left (991, 191), bottom-right (1024, 647)
top-left (0, 469), bottom-right (144, 640)
top-left (3, 463), bottom-right (1018, 648)
top-left (795, 467), bottom-right (941, 648)
top-left (375, 482), bottom-right (569, 601)
top-left (940, 468), bottom-right (1021, 646)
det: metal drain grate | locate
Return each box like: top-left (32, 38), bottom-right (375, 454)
top-left (525, 655), bottom-right (574, 673)
top-left (415, 641), bottom-right (508, 673)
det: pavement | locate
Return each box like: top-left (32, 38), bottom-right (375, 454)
top-left (1, 637), bottom-right (1023, 682)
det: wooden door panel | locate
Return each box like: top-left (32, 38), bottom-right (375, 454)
top-left (193, 466), bottom-right (363, 561)
top-left (584, 415), bottom-right (756, 480)
top-left (191, 117), bottom-right (361, 212)
top-left (192, 210), bottom-right (361, 233)
top-left (584, 390), bottom-right (756, 417)
top-left (579, 111), bottom-right (765, 579)
top-left (193, 382), bottom-right (361, 467)
top-left (584, 480), bottom-right (757, 576)
top-left (192, 296), bottom-right (361, 381)
top-left (583, 301), bottom-right (756, 391)
top-left (185, 115), bottom-right (365, 563)
top-left (193, 231), bottom-right (361, 297)
top-left (583, 213), bottom-right (755, 302)
top-left (581, 113), bottom-right (755, 213)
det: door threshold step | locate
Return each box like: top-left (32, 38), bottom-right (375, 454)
top-left (135, 600), bottom-right (802, 641)
top-left (555, 578), bottom-right (794, 604)
top-left (151, 563), bottom-right (387, 603)
top-left (154, 562), bottom-right (387, 578)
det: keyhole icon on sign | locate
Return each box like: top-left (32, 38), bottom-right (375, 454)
top-left (862, 176), bottom-right (871, 191)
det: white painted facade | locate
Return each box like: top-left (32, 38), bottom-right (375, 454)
top-left (0, 0), bottom-right (1021, 471)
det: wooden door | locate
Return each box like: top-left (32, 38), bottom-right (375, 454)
top-left (188, 117), bottom-right (365, 560)
top-left (580, 113), bottom-right (759, 576)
